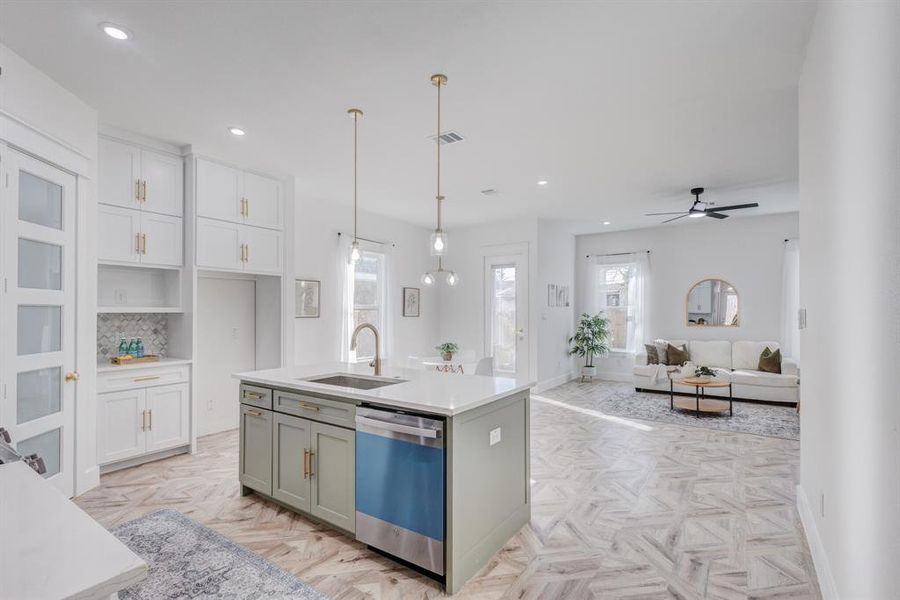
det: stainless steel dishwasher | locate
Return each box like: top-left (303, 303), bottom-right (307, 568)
top-left (354, 406), bottom-right (445, 575)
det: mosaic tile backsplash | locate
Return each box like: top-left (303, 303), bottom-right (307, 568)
top-left (97, 313), bottom-right (168, 360)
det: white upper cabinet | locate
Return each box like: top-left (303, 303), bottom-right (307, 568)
top-left (141, 151), bottom-right (184, 217)
top-left (242, 225), bottom-right (283, 274)
top-left (242, 171), bottom-right (282, 229)
top-left (196, 159), bottom-right (242, 223)
top-left (196, 218), bottom-right (243, 272)
top-left (99, 138), bottom-right (141, 210)
top-left (141, 212), bottom-right (184, 267)
top-left (196, 158), bottom-right (282, 230)
top-left (98, 205), bottom-right (141, 264)
top-left (99, 137), bottom-right (183, 217)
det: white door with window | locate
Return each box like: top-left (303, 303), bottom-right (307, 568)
top-left (483, 250), bottom-right (528, 378)
top-left (0, 147), bottom-right (77, 496)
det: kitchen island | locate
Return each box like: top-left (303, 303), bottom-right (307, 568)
top-left (234, 362), bottom-right (533, 594)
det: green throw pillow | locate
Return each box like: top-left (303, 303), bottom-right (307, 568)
top-left (666, 343), bottom-right (689, 366)
top-left (758, 347), bottom-right (782, 374)
top-left (645, 344), bottom-right (660, 365)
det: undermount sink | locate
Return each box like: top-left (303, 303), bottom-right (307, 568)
top-left (305, 374), bottom-right (405, 390)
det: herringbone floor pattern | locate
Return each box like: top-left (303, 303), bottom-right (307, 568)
top-left (76, 382), bottom-right (820, 599)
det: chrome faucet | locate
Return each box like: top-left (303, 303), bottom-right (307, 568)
top-left (350, 322), bottom-right (383, 376)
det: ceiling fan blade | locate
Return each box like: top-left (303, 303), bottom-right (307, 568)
top-left (705, 211), bottom-right (728, 219)
top-left (644, 211), bottom-right (688, 216)
top-left (709, 202), bottom-right (759, 212)
top-left (662, 214), bottom-right (689, 224)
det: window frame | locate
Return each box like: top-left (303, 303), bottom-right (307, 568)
top-left (349, 249), bottom-right (385, 362)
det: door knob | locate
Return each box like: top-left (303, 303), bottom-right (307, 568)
top-left (65, 372), bottom-right (79, 382)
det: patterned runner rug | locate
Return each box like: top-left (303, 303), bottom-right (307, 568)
top-left (112, 509), bottom-right (327, 599)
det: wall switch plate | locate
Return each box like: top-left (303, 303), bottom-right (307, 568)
top-left (490, 427), bottom-right (501, 446)
top-left (798, 308), bottom-right (807, 330)
top-left (114, 289), bottom-right (127, 304)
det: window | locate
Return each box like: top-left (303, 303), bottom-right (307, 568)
top-left (349, 250), bottom-right (385, 361)
top-left (588, 252), bottom-right (647, 353)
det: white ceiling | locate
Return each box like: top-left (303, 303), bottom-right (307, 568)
top-left (0, 1), bottom-right (815, 230)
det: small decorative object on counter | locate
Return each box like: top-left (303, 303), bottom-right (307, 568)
top-left (117, 334), bottom-right (129, 357)
top-left (135, 338), bottom-right (145, 358)
top-left (692, 365), bottom-right (717, 383)
top-left (435, 341), bottom-right (459, 362)
top-left (127, 338), bottom-right (138, 356)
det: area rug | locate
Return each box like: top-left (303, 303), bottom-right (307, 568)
top-left (112, 509), bottom-right (327, 599)
top-left (536, 380), bottom-right (800, 440)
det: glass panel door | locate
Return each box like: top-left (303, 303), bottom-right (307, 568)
top-left (483, 250), bottom-right (529, 378)
top-left (1, 147), bottom-right (77, 496)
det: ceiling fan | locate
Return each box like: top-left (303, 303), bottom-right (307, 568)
top-left (646, 187), bottom-right (759, 224)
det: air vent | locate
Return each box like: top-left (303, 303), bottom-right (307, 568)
top-left (480, 188), bottom-right (499, 196)
top-left (429, 130), bottom-right (464, 145)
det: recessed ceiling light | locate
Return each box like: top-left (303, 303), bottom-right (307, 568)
top-left (100, 23), bottom-right (131, 40)
top-left (228, 127), bottom-right (246, 136)
top-left (603, 221), bottom-right (611, 225)
top-left (537, 180), bottom-right (548, 186)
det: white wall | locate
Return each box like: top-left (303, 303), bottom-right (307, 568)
top-left (293, 189), bottom-right (440, 365)
top-left (576, 212), bottom-right (799, 379)
top-left (797, 2), bottom-right (900, 598)
top-left (437, 219), bottom-right (539, 383)
top-left (536, 219), bottom-right (576, 388)
top-left (0, 44), bottom-right (100, 495)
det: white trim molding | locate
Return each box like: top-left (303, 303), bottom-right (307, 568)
top-left (533, 371), bottom-right (576, 394)
top-left (797, 485), bottom-right (838, 600)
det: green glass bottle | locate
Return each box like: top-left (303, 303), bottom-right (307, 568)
top-left (117, 334), bottom-right (128, 357)
top-left (127, 338), bottom-right (138, 356)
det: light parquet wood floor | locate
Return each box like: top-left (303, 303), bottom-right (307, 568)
top-left (76, 382), bottom-right (821, 599)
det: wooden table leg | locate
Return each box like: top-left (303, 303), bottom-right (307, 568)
top-left (670, 378), bottom-right (674, 410)
top-left (729, 383), bottom-right (733, 416)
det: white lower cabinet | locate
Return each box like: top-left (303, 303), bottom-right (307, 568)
top-left (97, 374), bottom-right (190, 467)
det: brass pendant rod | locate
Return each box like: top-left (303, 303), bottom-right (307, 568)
top-left (353, 110), bottom-right (358, 241)
top-left (436, 77), bottom-right (442, 231)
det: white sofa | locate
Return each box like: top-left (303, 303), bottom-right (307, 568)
top-left (634, 340), bottom-right (799, 404)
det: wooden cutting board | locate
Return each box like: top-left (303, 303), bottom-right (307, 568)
top-left (109, 355), bottom-right (161, 365)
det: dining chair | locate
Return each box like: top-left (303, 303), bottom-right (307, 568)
top-left (474, 356), bottom-right (494, 376)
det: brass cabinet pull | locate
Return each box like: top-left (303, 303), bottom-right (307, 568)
top-left (303, 448), bottom-right (309, 479)
top-left (136, 233), bottom-right (142, 254)
top-left (142, 233), bottom-right (147, 255)
top-left (245, 243), bottom-right (249, 262)
top-left (135, 180), bottom-right (142, 202)
top-left (148, 409), bottom-right (152, 431)
top-left (308, 450), bottom-right (315, 478)
top-left (299, 403), bottom-right (320, 412)
top-left (133, 375), bottom-right (160, 382)
top-left (141, 180), bottom-right (147, 202)
top-left (141, 410), bottom-right (149, 432)
top-left (244, 408), bottom-right (262, 417)
top-left (243, 391), bottom-right (264, 400)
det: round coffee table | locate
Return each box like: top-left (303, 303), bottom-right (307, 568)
top-left (670, 377), bottom-right (733, 417)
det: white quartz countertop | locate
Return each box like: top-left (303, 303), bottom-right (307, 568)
top-left (234, 362), bottom-right (535, 416)
top-left (97, 356), bottom-right (192, 373)
top-left (0, 462), bottom-right (147, 599)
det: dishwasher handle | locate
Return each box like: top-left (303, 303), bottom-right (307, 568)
top-left (355, 415), bottom-right (442, 439)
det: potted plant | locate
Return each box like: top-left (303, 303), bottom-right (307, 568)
top-left (435, 342), bottom-right (459, 362)
top-left (693, 365), bottom-right (717, 383)
top-left (568, 313), bottom-right (611, 382)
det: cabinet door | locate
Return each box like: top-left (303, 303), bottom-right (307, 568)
top-left (145, 383), bottom-right (190, 452)
top-left (240, 405), bottom-right (273, 495)
top-left (141, 150), bottom-right (183, 217)
top-left (99, 138), bottom-right (141, 210)
top-left (98, 205), bottom-right (141, 264)
top-left (310, 421), bottom-right (355, 532)
top-left (272, 413), bottom-right (312, 511)
top-left (97, 389), bottom-right (146, 465)
top-left (196, 159), bottom-right (242, 223)
top-left (242, 172), bottom-right (282, 229)
top-left (196, 217), bottom-right (242, 271)
top-left (241, 225), bottom-right (282, 274)
top-left (140, 212), bottom-right (183, 267)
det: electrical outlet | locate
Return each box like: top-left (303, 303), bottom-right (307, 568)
top-left (114, 289), bottom-right (127, 304)
top-left (489, 427), bottom-right (501, 446)
top-left (820, 491), bottom-right (825, 518)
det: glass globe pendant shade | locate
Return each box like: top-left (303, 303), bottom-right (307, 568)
top-left (445, 271), bottom-right (459, 286)
top-left (430, 229), bottom-right (447, 256)
top-left (349, 240), bottom-right (361, 264)
top-left (421, 271), bottom-right (436, 286)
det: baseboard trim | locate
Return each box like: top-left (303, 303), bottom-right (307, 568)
top-left (534, 372), bottom-right (576, 393)
top-left (99, 445), bottom-right (190, 475)
top-left (797, 484), bottom-right (838, 600)
top-left (595, 371), bottom-right (633, 383)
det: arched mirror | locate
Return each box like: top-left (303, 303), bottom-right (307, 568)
top-left (686, 279), bottom-right (740, 326)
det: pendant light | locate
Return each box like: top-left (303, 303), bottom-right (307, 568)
top-left (348, 108), bottom-right (363, 264)
top-left (421, 73), bottom-right (458, 287)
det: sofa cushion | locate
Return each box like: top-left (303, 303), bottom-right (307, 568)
top-left (666, 343), bottom-right (690, 366)
top-left (730, 369), bottom-right (798, 388)
top-left (644, 344), bottom-right (660, 365)
top-left (634, 364), bottom-right (678, 377)
top-left (733, 341), bottom-right (780, 370)
top-left (758, 347), bottom-right (782, 374)
top-left (689, 340), bottom-right (732, 369)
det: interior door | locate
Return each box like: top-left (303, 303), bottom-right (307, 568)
top-left (0, 147), bottom-right (77, 496)
top-left (140, 149), bottom-right (183, 217)
top-left (483, 251), bottom-right (529, 378)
